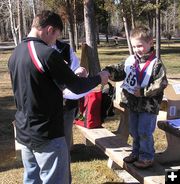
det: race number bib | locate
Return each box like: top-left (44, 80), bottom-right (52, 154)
top-left (122, 58), bottom-right (137, 94)
top-left (121, 55), bottom-right (156, 94)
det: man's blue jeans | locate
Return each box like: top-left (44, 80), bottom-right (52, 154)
top-left (21, 137), bottom-right (69, 184)
top-left (63, 108), bottom-right (77, 151)
top-left (63, 107), bottom-right (77, 183)
top-left (129, 111), bottom-right (157, 161)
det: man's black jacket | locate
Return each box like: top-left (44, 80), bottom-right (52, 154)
top-left (8, 37), bottom-right (101, 149)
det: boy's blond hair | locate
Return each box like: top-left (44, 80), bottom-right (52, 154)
top-left (130, 26), bottom-right (153, 42)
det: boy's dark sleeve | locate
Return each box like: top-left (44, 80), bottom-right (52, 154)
top-left (103, 63), bottom-right (126, 81)
top-left (141, 60), bottom-right (168, 97)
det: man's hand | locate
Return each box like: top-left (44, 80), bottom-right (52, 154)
top-left (98, 71), bottom-right (110, 85)
top-left (75, 67), bottom-right (88, 77)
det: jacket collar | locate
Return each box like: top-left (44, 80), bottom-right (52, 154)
top-left (23, 37), bottom-right (47, 45)
top-left (135, 47), bottom-right (155, 63)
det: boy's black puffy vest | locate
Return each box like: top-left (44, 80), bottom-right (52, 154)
top-left (56, 40), bottom-right (78, 110)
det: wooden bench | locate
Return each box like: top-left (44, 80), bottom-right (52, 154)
top-left (156, 120), bottom-right (180, 163)
top-left (75, 125), bottom-right (166, 184)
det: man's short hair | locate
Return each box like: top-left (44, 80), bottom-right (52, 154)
top-left (130, 26), bottom-right (153, 42)
top-left (32, 10), bottom-right (63, 31)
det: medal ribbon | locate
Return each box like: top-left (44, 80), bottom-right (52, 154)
top-left (135, 52), bottom-right (155, 85)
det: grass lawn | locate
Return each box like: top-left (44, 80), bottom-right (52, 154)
top-left (0, 39), bottom-right (180, 183)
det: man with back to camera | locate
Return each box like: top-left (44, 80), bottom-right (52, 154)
top-left (8, 10), bottom-right (109, 184)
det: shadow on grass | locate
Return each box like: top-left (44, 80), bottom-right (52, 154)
top-left (0, 96), bottom-right (16, 141)
top-left (161, 38), bottom-right (180, 44)
top-left (0, 158), bottom-right (23, 173)
top-left (0, 95), bottom-right (21, 173)
top-left (0, 144), bottom-right (107, 172)
top-left (102, 182), bottom-right (138, 184)
top-left (71, 144), bottom-right (107, 163)
top-left (101, 50), bottom-right (129, 56)
top-left (168, 77), bottom-right (180, 80)
top-left (0, 144), bottom-right (107, 173)
top-left (161, 47), bottom-right (180, 54)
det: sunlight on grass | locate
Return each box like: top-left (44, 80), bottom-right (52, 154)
top-left (98, 47), bottom-right (129, 68)
top-left (72, 160), bottom-right (122, 184)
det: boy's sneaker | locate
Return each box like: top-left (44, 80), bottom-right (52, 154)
top-left (133, 160), bottom-right (153, 169)
top-left (123, 154), bottom-right (138, 163)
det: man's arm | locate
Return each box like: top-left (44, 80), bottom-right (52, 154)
top-left (46, 51), bottom-right (109, 94)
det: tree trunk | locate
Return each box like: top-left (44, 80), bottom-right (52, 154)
top-left (32, 0), bottom-right (36, 17)
top-left (63, 22), bottom-right (68, 38)
top-left (0, 20), bottom-right (7, 41)
top-left (96, 23), bottom-right (100, 45)
top-left (74, 0), bottom-right (79, 50)
top-left (121, 2), bottom-right (133, 55)
top-left (22, 9), bottom-right (28, 37)
top-left (84, 0), bottom-right (101, 76)
top-left (18, 0), bottom-right (23, 43)
top-left (148, 12), bottom-right (153, 32)
top-left (8, 0), bottom-right (18, 46)
top-left (66, 0), bottom-right (76, 51)
top-left (74, 22), bottom-right (79, 50)
top-left (153, 17), bottom-right (156, 37)
top-left (156, 0), bottom-right (161, 60)
top-left (130, 0), bottom-right (135, 29)
top-left (173, 0), bottom-right (176, 35)
top-left (165, 11), bottom-right (168, 32)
